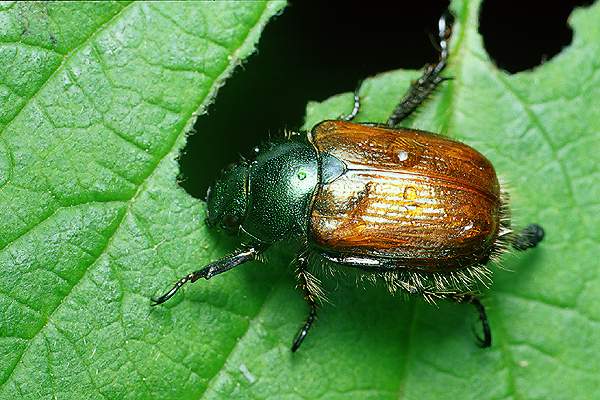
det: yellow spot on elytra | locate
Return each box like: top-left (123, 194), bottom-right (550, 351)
top-left (403, 186), bottom-right (417, 200)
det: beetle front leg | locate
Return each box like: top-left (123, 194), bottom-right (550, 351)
top-left (151, 245), bottom-right (265, 305)
top-left (451, 293), bottom-right (492, 348)
top-left (291, 252), bottom-right (323, 352)
top-left (387, 12), bottom-right (453, 127)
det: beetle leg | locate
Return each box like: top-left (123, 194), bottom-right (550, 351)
top-left (387, 12), bottom-right (453, 127)
top-left (452, 294), bottom-right (492, 348)
top-left (340, 80), bottom-right (363, 121)
top-left (151, 246), bottom-right (265, 306)
top-left (512, 223), bottom-right (545, 251)
top-left (291, 252), bottom-right (322, 352)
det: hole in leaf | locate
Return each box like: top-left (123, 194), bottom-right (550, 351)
top-left (178, 1), bottom-right (450, 199)
top-left (479, 0), bottom-right (594, 73)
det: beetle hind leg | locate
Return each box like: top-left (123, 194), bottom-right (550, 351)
top-left (451, 293), bottom-right (492, 348)
top-left (291, 252), bottom-right (324, 352)
top-left (387, 12), bottom-right (454, 127)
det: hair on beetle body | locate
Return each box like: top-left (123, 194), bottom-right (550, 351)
top-left (488, 180), bottom-right (513, 264)
top-left (316, 263), bottom-right (494, 305)
top-left (152, 11), bottom-right (545, 352)
top-left (294, 255), bottom-right (329, 305)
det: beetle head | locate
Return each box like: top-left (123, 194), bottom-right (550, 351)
top-left (205, 162), bottom-right (248, 233)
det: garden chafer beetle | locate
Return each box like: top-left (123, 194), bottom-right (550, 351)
top-left (152, 13), bottom-right (544, 351)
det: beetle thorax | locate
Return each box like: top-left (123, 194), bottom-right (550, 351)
top-left (240, 140), bottom-right (319, 244)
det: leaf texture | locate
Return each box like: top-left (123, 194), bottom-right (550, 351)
top-left (1, 0), bottom-right (599, 399)
top-left (0, 1), bottom-right (285, 399)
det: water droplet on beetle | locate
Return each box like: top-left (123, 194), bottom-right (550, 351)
top-left (403, 186), bottom-right (417, 200)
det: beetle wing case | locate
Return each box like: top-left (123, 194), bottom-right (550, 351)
top-left (308, 120), bottom-right (504, 274)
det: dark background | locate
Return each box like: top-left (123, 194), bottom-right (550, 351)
top-left (180, 0), bottom-right (593, 199)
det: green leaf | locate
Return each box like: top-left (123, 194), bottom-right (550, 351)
top-left (0, 1), bottom-right (286, 399)
top-left (1, 0), bottom-right (599, 399)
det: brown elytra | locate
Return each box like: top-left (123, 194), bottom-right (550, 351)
top-left (308, 120), bottom-right (502, 271)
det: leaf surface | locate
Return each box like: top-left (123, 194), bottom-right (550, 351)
top-left (1, 0), bottom-right (599, 399)
top-left (0, 1), bottom-right (285, 399)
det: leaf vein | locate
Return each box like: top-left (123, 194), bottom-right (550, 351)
top-left (0, 0), bottom-right (278, 392)
top-left (0, 2), bottom-right (134, 138)
top-left (0, 291), bottom-right (41, 316)
top-left (0, 201), bottom-right (125, 253)
top-left (492, 296), bottom-right (522, 400)
top-left (395, 301), bottom-right (417, 400)
top-left (51, 323), bottom-right (111, 400)
top-left (199, 274), bottom-right (281, 399)
top-left (490, 72), bottom-right (590, 238)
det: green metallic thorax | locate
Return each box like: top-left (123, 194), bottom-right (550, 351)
top-left (241, 140), bottom-right (319, 244)
top-left (205, 139), bottom-right (319, 245)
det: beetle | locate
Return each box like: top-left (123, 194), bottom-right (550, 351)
top-left (152, 13), bottom-right (544, 351)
